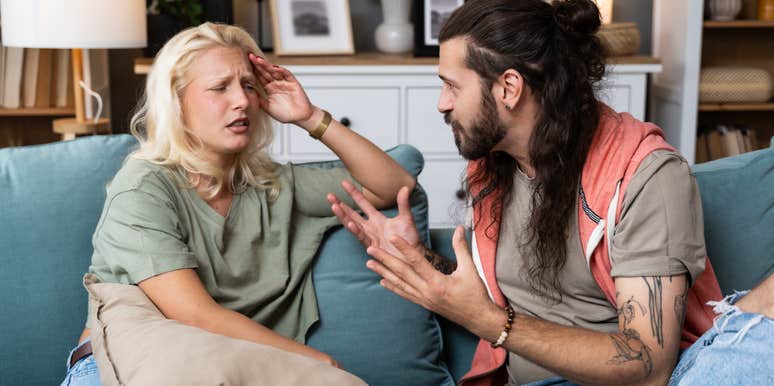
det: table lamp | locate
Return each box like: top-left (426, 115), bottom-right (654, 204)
top-left (0, 0), bottom-right (146, 140)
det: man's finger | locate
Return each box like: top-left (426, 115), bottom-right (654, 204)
top-left (396, 186), bottom-right (412, 217)
top-left (451, 226), bottom-right (473, 270)
top-left (366, 260), bottom-right (424, 305)
top-left (379, 278), bottom-right (423, 306)
top-left (389, 236), bottom-right (437, 281)
top-left (347, 221), bottom-right (372, 247)
top-left (341, 180), bottom-right (380, 218)
top-left (367, 246), bottom-right (427, 291)
top-left (365, 259), bottom-right (422, 302)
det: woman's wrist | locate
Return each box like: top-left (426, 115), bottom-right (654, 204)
top-left (296, 107), bottom-right (324, 132)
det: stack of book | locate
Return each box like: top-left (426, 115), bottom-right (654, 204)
top-left (696, 125), bottom-right (759, 163)
top-left (0, 47), bottom-right (75, 109)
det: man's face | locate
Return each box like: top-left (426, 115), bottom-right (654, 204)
top-left (438, 38), bottom-right (507, 160)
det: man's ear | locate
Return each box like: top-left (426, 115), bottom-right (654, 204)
top-left (498, 69), bottom-right (524, 111)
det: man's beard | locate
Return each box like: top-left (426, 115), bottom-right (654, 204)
top-left (445, 91), bottom-right (507, 160)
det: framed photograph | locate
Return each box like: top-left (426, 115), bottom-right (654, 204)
top-left (270, 0), bottom-right (354, 56)
top-left (414, 0), bottom-right (465, 57)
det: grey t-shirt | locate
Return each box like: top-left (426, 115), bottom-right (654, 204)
top-left (496, 150), bottom-right (706, 384)
top-left (88, 158), bottom-right (360, 343)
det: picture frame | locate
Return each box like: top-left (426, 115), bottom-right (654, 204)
top-left (269, 0), bottom-right (354, 56)
top-left (414, 0), bottom-right (465, 57)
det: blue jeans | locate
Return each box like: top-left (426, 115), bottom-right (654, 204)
top-left (60, 339), bottom-right (101, 386)
top-left (526, 291), bottom-right (774, 386)
top-left (669, 291), bottom-right (774, 385)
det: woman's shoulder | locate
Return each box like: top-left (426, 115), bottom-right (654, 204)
top-left (108, 158), bottom-right (183, 199)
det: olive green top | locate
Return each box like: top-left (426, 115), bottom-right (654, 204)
top-left (88, 158), bottom-right (360, 343)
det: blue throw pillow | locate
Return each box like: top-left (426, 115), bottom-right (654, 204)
top-left (304, 145), bottom-right (454, 386)
top-left (692, 137), bottom-right (774, 294)
top-left (0, 135), bottom-right (138, 386)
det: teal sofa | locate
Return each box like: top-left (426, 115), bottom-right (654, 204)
top-left (1, 135), bottom-right (773, 386)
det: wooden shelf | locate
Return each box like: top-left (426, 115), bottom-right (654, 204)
top-left (699, 102), bottom-right (774, 111)
top-left (0, 107), bottom-right (75, 117)
top-left (703, 20), bottom-right (774, 28)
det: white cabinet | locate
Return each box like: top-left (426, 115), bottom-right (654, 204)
top-left (272, 58), bottom-right (661, 228)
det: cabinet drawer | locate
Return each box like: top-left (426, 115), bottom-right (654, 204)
top-left (406, 86), bottom-right (459, 155)
top-left (283, 87), bottom-right (401, 158)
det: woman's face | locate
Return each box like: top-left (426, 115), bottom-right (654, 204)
top-left (180, 45), bottom-right (260, 165)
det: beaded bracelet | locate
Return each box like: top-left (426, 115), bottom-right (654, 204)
top-left (491, 304), bottom-right (515, 348)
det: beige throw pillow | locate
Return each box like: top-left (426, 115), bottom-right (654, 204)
top-left (84, 274), bottom-right (367, 386)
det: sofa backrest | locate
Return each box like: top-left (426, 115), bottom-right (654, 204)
top-left (692, 137), bottom-right (774, 294)
top-left (0, 135), bottom-right (138, 385)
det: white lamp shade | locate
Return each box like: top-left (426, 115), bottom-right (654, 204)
top-left (0, 0), bottom-right (147, 48)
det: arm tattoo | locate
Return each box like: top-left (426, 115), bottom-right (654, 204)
top-left (673, 279), bottom-right (689, 325)
top-left (642, 277), bottom-right (665, 347)
top-left (617, 295), bottom-right (646, 327)
top-left (608, 329), bottom-right (654, 377)
top-left (422, 246), bottom-right (457, 275)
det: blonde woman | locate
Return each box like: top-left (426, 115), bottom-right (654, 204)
top-left (60, 22), bottom-right (415, 385)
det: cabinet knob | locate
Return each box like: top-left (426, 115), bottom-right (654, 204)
top-left (455, 189), bottom-right (466, 200)
top-left (340, 117), bottom-right (351, 127)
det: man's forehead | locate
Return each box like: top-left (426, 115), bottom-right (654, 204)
top-left (439, 38), bottom-right (474, 82)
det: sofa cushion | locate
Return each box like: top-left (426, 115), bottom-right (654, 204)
top-left (305, 144), bottom-right (455, 386)
top-left (692, 137), bottom-right (774, 294)
top-left (84, 274), bottom-right (366, 386)
top-left (0, 135), bottom-right (137, 386)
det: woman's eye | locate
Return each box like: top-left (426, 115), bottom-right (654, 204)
top-left (210, 85), bottom-right (226, 92)
top-left (243, 83), bottom-right (256, 90)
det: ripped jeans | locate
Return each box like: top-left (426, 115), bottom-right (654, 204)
top-left (668, 291), bottom-right (774, 385)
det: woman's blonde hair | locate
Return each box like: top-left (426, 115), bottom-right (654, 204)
top-left (130, 22), bottom-right (280, 200)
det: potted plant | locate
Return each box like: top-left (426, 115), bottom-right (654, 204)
top-left (145, 0), bottom-right (204, 57)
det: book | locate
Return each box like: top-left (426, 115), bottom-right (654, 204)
top-left (740, 128), bottom-right (758, 152)
top-left (34, 49), bottom-right (53, 108)
top-left (54, 49), bottom-right (72, 108)
top-left (706, 128), bottom-right (726, 160)
top-left (2, 46), bottom-right (25, 108)
top-left (721, 127), bottom-right (743, 157)
top-left (22, 48), bottom-right (40, 108)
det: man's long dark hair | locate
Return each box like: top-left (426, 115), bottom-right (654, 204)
top-left (440, 0), bottom-right (606, 302)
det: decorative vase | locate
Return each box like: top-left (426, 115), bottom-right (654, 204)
top-left (708, 0), bottom-right (742, 21)
top-left (375, 0), bottom-right (414, 54)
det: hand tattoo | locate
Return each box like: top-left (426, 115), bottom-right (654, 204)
top-left (422, 246), bottom-right (457, 275)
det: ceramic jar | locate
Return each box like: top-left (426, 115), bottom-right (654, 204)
top-left (708, 0), bottom-right (743, 21)
top-left (375, 0), bottom-right (414, 54)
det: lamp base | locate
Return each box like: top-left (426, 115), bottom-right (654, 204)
top-left (53, 117), bottom-right (111, 141)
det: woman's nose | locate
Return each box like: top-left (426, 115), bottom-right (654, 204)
top-left (231, 87), bottom-right (250, 110)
